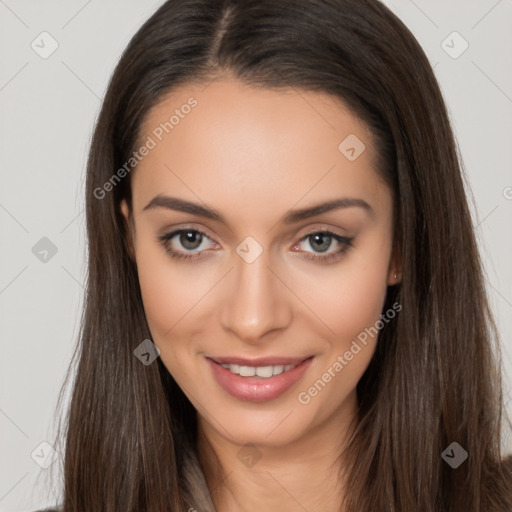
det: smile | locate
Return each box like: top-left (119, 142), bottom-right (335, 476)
top-left (206, 356), bottom-right (314, 402)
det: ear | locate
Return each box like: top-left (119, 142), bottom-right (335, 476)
top-left (386, 249), bottom-right (402, 286)
top-left (120, 198), bottom-right (136, 261)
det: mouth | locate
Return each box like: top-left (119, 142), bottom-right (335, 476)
top-left (206, 355), bottom-right (314, 402)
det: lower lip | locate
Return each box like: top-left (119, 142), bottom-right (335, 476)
top-left (206, 357), bottom-right (314, 402)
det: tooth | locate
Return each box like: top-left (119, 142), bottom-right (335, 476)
top-left (255, 366), bottom-right (273, 378)
top-left (272, 365), bottom-right (284, 375)
top-left (222, 363), bottom-right (299, 377)
top-left (239, 365), bottom-right (256, 377)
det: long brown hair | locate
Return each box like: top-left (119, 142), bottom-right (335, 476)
top-left (45, 0), bottom-right (512, 510)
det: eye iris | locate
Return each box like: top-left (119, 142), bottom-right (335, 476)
top-left (180, 231), bottom-right (202, 250)
top-left (310, 233), bottom-right (331, 252)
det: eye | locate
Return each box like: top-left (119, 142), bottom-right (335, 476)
top-left (158, 228), bottom-right (217, 260)
top-left (158, 227), bottom-right (354, 264)
top-left (293, 230), bottom-right (354, 263)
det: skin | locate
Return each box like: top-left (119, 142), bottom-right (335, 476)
top-left (120, 76), bottom-right (401, 511)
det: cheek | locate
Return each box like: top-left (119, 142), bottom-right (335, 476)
top-left (135, 253), bottom-right (197, 380)
top-left (134, 232), bottom-right (226, 380)
top-left (291, 241), bottom-right (392, 400)
top-left (294, 266), bottom-right (390, 410)
top-left (330, 268), bottom-right (388, 339)
top-left (296, 249), bottom-right (390, 345)
top-left (134, 234), bottom-right (202, 341)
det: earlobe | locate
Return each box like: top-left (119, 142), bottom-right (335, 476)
top-left (387, 267), bottom-right (401, 285)
top-left (387, 252), bottom-right (402, 286)
top-left (120, 199), bottom-right (136, 261)
top-left (120, 199), bottom-right (130, 223)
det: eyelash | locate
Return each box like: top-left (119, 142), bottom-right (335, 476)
top-left (157, 228), bottom-right (354, 263)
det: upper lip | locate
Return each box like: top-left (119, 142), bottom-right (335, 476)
top-left (207, 355), bottom-right (313, 366)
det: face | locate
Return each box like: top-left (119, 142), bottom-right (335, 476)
top-left (120, 77), bottom-right (398, 450)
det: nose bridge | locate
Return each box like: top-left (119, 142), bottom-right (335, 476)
top-left (219, 241), bottom-right (291, 342)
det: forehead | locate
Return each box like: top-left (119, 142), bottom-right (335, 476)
top-left (131, 78), bottom-right (388, 219)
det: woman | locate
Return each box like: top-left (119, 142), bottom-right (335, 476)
top-left (39, 0), bottom-right (512, 510)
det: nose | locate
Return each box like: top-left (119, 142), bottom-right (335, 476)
top-left (219, 247), bottom-right (293, 344)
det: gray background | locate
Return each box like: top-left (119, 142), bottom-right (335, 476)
top-left (0, 1), bottom-right (511, 510)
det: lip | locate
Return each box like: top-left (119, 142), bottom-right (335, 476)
top-left (206, 355), bottom-right (314, 402)
top-left (207, 355), bottom-right (311, 366)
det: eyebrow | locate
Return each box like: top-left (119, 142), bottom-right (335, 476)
top-left (142, 195), bottom-right (374, 224)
